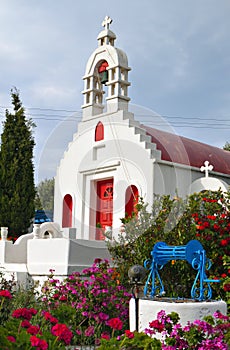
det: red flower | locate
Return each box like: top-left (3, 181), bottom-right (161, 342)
top-left (30, 336), bottom-right (48, 350)
top-left (52, 293), bottom-right (60, 299)
top-left (125, 330), bottom-right (134, 339)
top-left (101, 332), bottom-right (110, 340)
top-left (213, 224), bottom-right (220, 231)
top-left (221, 273), bottom-right (227, 278)
top-left (203, 221), bottom-right (210, 228)
top-left (30, 335), bottom-right (40, 347)
top-left (207, 215), bottom-right (216, 220)
top-left (12, 308), bottom-right (37, 320)
top-left (0, 289), bottom-right (12, 299)
top-left (196, 225), bottom-right (205, 230)
top-left (21, 320), bottom-right (32, 328)
top-left (7, 336), bottom-right (16, 343)
top-left (43, 311), bottom-right (58, 324)
top-left (223, 283), bottom-right (230, 292)
top-left (149, 319), bottom-right (165, 332)
top-left (107, 317), bottom-right (123, 330)
top-left (27, 325), bottom-right (41, 335)
top-left (202, 198), bottom-right (217, 203)
top-left (220, 239), bottom-right (228, 247)
top-left (51, 323), bottom-right (73, 345)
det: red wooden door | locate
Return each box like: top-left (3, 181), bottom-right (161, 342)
top-left (96, 179), bottom-right (113, 240)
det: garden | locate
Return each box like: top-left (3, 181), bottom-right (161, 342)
top-left (0, 190), bottom-right (229, 349)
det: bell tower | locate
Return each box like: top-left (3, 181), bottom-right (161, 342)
top-left (82, 16), bottom-right (131, 121)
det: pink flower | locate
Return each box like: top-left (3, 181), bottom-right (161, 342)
top-left (84, 325), bottom-right (95, 337)
top-left (98, 312), bottom-right (109, 321)
top-left (107, 317), bottom-right (123, 330)
top-left (0, 289), bottom-right (12, 299)
top-left (7, 335), bottom-right (16, 343)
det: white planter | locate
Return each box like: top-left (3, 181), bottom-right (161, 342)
top-left (129, 297), bottom-right (227, 332)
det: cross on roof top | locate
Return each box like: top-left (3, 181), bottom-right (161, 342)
top-left (200, 160), bottom-right (214, 178)
top-left (102, 16), bottom-right (112, 30)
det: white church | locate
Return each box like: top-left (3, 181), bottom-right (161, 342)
top-left (54, 16), bottom-right (229, 240)
top-left (0, 17), bottom-right (229, 284)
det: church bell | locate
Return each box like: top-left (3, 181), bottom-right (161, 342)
top-left (99, 70), bottom-right (108, 84)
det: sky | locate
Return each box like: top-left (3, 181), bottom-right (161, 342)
top-left (0, 0), bottom-right (229, 184)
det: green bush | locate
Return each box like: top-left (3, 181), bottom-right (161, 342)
top-left (107, 190), bottom-right (230, 301)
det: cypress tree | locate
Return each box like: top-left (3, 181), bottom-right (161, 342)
top-left (0, 88), bottom-right (36, 238)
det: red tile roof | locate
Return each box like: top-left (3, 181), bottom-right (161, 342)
top-left (142, 125), bottom-right (230, 175)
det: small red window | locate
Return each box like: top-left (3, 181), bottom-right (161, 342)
top-left (95, 121), bottom-right (104, 141)
top-left (62, 194), bottom-right (73, 228)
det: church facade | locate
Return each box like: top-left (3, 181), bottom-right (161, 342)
top-left (54, 17), bottom-right (230, 241)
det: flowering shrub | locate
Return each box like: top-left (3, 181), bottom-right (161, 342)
top-left (0, 306), bottom-right (72, 349)
top-left (150, 310), bottom-right (230, 350)
top-left (0, 258), bottom-right (229, 348)
top-left (107, 190), bottom-right (230, 300)
top-left (41, 258), bottom-right (131, 346)
top-left (98, 310), bottom-right (230, 349)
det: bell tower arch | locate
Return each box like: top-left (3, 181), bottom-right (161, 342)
top-left (82, 16), bottom-right (131, 121)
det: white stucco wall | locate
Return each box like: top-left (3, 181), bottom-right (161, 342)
top-left (54, 110), bottom-right (155, 239)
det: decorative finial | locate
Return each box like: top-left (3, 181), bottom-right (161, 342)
top-left (102, 16), bottom-right (112, 30)
top-left (200, 160), bottom-right (213, 178)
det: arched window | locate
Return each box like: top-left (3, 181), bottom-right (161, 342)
top-left (95, 121), bottom-right (104, 141)
top-left (125, 185), bottom-right (139, 218)
top-left (62, 194), bottom-right (73, 228)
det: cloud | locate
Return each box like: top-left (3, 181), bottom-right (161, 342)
top-left (0, 0), bottom-right (229, 182)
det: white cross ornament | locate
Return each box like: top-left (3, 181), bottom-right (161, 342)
top-left (102, 16), bottom-right (112, 30)
top-left (200, 160), bottom-right (213, 178)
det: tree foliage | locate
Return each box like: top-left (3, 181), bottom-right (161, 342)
top-left (36, 178), bottom-right (54, 212)
top-left (223, 142), bottom-right (230, 151)
top-left (0, 88), bottom-right (36, 238)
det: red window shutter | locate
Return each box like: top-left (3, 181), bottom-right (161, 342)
top-left (95, 121), bottom-right (104, 141)
top-left (125, 185), bottom-right (139, 218)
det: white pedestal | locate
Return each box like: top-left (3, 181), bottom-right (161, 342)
top-left (129, 298), bottom-right (227, 332)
